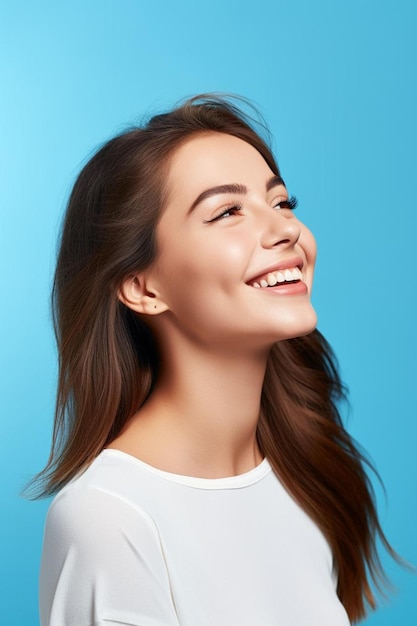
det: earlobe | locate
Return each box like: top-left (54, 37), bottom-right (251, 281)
top-left (118, 274), bottom-right (169, 316)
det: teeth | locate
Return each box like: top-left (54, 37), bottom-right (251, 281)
top-left (251, 266), bottom-right (303, 288)
top-left (284, 269), bottom-right (294, 281)
top-left (267, 272), bottom-right (278, 286)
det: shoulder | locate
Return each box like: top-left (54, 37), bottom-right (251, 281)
top-left (45, 451), bottom-right (161, 552)
top-left (40, 452), bottom-right (179, 625)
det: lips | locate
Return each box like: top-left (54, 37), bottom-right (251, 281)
top-left (247, 257), bottom-right (304, 288)
top-left (250, 266), bottom-right (302, 288)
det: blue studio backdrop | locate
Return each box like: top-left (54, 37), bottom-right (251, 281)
top-left (1, 1), bottom-right (416, 624)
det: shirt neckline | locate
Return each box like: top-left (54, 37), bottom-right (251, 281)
top-left (101, 448), bottom-right (272, 490)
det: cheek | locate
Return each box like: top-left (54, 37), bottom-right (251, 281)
top-left (158, 230), bottom-right (252, 288)
top-left (300, 225), bottom-right (317, 267)
top-left (151, 242), bottom-right (216, 315)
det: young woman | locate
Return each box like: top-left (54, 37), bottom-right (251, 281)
top-left (37, 95), bottom-right (393, 625)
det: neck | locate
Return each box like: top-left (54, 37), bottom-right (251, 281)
top-left (111, 337), bottom-right (269, 478)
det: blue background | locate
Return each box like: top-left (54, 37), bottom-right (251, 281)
top-left (1, 0), bottom-right (415, 623)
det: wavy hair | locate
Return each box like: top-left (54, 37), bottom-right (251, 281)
top-left (32, 94), bottom-right (395, 622)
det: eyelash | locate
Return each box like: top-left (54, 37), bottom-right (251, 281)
top-left (205, 195), bottom-right (298, 223)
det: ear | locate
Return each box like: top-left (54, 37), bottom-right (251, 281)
top-left (118, 273), bottom-right (169, 316)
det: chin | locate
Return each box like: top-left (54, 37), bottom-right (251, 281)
top-left (275, 308), bottom-right (318, 341)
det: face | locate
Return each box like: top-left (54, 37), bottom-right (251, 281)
top-left (148, 132), bottom-right (317, 351)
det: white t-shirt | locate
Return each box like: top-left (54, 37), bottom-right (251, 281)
top-left (40, 449), bottom-right (351, 625)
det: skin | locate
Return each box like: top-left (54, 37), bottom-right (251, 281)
top-left (109, 132), bottom-right (317, 478)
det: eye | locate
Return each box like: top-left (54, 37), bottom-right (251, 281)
top-left (273, 195), bottom-right (298, 211)
top-left (204, 204), bottom-right (243, 223)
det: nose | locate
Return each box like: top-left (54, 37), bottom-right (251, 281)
top-left (259, 207), bottom-right (301, 250)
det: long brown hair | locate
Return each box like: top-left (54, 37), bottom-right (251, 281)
top-left (33, 95), bottom-right (394, 622)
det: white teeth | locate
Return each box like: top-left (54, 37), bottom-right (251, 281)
top-left (284, 269), bottom-right (294, 281)
top-left (267, 272), bottom-right (278, 286)
top-left (251, 266), bottom-right (303, 288)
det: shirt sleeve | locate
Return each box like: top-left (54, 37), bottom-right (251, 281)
top-left (39, 485), bottom-right (180, 626)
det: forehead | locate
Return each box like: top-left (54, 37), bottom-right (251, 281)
top-left (165, 132), bottom-right (275, 202)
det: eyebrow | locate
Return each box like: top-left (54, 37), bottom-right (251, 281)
top-left (188, 174), bottom-right (285, 214)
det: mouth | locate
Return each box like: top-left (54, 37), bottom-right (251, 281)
top-left (248, 265), bottom-right (303, 289)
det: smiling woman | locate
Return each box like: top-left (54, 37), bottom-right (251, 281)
top-left (33, 95), bottom-right (396, 626)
